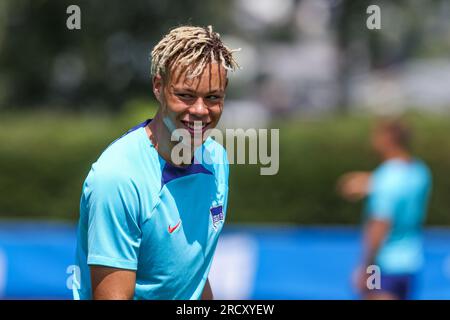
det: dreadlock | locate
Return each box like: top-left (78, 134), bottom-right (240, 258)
top-left (151, 25), bottom-right (240, 80)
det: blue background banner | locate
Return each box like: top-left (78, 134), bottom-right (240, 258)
top-left (0, 222), bottom-right (449, 299)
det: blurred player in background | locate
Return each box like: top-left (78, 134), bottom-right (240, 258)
top-left (73, 25), bottom-right (239, 299)
top-left (337, 118), bottom-right (432, 300)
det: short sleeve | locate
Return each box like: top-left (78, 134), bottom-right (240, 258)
top-left (366, 170), bottom-right (400, 221)
top-left (83, 170), bottom-right (141, 270)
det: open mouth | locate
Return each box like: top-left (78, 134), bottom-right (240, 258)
top-left (180, 120), bottom-right (211, 134)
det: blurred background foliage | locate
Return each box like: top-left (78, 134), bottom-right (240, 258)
top-left (0, 108), bottom-right (449, 225)
top-left (0, 0), bottom-right (232, 110)
top-left (0, 0), bottom-right (450, 224)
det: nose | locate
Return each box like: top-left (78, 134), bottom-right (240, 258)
top-left (189, 98), bottom-right (209, 117)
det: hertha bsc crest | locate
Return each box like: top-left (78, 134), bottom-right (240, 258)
top-left (210, 205), bottom-right (224, 230)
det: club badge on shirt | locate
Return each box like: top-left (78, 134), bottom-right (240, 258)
top-left (210, 205), bottom-right (224, 230)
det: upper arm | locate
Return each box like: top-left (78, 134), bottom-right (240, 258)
top-left (90, 265), bottom-right (136, 300)
top-left (85, 170), bottom-right (142, 270)
top-left (362, 218), bottom-right (391, 266)
top-left (83, 169), bottom-right (142, 298)
top-left (365, 218), bottom-right (391, 240)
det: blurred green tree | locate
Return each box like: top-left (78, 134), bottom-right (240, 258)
top-left (0, 0), bottom-right (232, 110)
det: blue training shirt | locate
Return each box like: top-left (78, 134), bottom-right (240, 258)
top-left (365, 158), bottom-right (432, 274)
top-left (73, 119), bottom-right (229, 299)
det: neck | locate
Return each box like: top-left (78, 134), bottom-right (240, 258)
top-left (382, 148), bottom-right (411, 162)
top-left (145, 112), bottom-right (195, 167)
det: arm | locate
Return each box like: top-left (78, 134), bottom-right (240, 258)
top-left (362, 218), bottom-right (390, 267)
top-left (354, 218), bottom-right (390, 293)
top-left (337, 171), bottom-right (372, 202)
top-left (201, 278), bottom-right (214, 300)
top-left (83, 171), bottom-right (141, 299)
top-left (90, 266), bottom-right (136, 300)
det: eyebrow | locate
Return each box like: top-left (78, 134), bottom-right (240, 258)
top-left (171, 86), bottom-right (224, 95)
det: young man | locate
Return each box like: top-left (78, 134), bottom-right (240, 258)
top-left (337, 119), bottom-right (432, 300)
top-left (73, 25), bottom-right (239, 300)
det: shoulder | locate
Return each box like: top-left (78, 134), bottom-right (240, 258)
top-left (371, 161), bottom-right (404, 192)
top-left (83, 163), bottom-right (136, 201)
top-left (413, 159), bottom-right (432, 179)
top-left (94, 127), bottom-right (160, 177)
top-left (98, 128), bottom-right (144, 165)
top-left (81, 163), bottom-right (143, 224)
top-left (84, 128), bottom-right (159, 197)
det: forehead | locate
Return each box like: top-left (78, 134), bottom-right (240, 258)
top-left (167, 62), bottom-right (227, 91)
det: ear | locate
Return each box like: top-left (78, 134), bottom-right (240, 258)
top-left (153, 75), bottom-right (164, 103)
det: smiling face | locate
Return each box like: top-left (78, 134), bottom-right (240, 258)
top-left (153, 62), bottom-right (227, 144)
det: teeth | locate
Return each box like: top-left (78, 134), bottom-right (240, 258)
top-left (184, 122), bottom-right (207, 129)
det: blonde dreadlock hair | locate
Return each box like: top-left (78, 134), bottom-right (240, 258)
top-left (151, 25), bottom-right (240, 80)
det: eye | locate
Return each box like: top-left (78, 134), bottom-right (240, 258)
top-left (176, 93), bottom-right (194, 99)
top-left (207, 95), bottom-right (222, 101)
